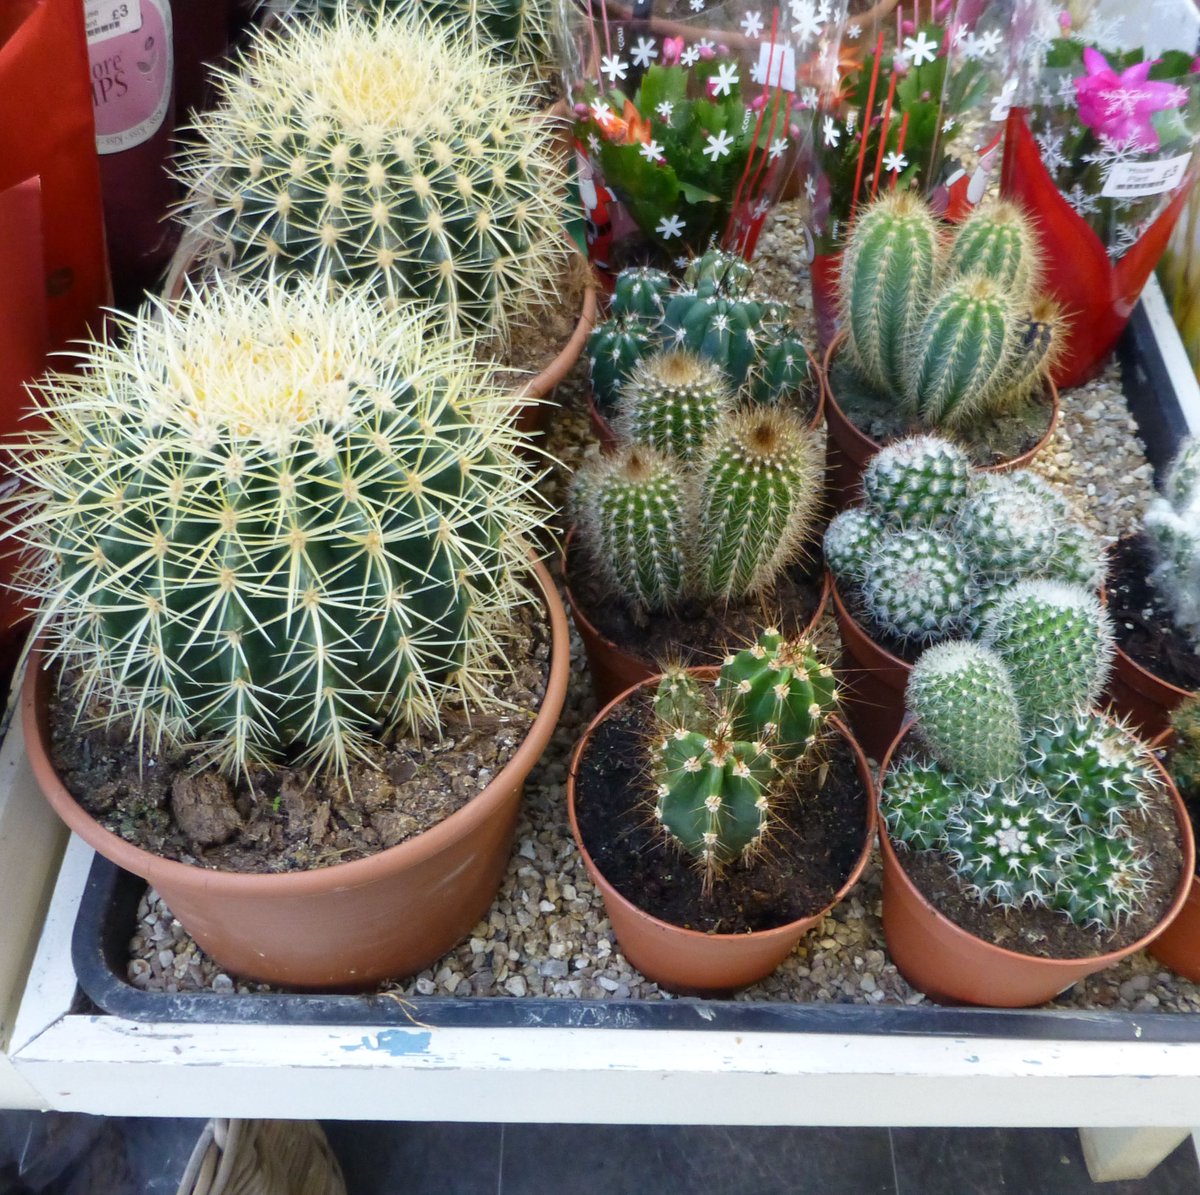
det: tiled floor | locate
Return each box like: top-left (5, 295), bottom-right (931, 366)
top-left (1, 1114), bottom-right (1198, 1193)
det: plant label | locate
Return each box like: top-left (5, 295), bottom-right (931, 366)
top-left (1101, 152), bottom-right (1193, 200)
top-left (757, 42), bottom-right (797, 92)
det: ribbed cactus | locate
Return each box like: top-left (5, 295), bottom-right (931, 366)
top-left (840, 191), bottom-right (941, 395)
top-left (611, 267), bottom-right (673, 321)
top-left (861, 527), bottom-right (976, 646)
top-left (981, 581), bottom-right (1114, 725)
top-left (750, 334), bottom-right (813, 407)
top-left (572, 445), bottom-right (690, 614)
top-left (662, 290), bottom-right (769, 391)
top-left (883, 755), bottom-right (967, 851)
top-left (958, 474), bottom-right (1060, 577)
top-left (653, 666), bottom-right (709, 727)
top-left (1145, 437), bottom-right (1200, 650)
top-left (861, 435), bottom-right (974, 528)
top-left (587, 316), bottom-right (657, 412)
top-left (175, 8), bottom-right (569, 341)
top-left (947, 200), bottom-right (1037, 296)
top-left (906, 642), bottom-right (1022, 785)
top-left (714, 630), bottom-right (838, 759)
top-left (1051, 835), bottom-right (1153, 929)
top-left (684, 248), bottom-right (754, 297)
top-left (696, 409), bottom-right (824, 603)
top-left (1169, 695), bottom-right (1200, 798)
top-left (823, 507), bottom-right (885, 583)
top-left (6, 279), bottom-right (551, 778)
top-left (617, 351), bottom-right (733, 464)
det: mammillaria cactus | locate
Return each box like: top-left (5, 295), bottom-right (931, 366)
top-left (1169, 695), bottom-right (1200, 797)
top-left (618, 351), bottom-right (732, 464)
top-left (175, 7), bottom-right (569, 341)
top-left (861, 436), bottom-right (973, 527)
top-left (957, 475), bottom-right (1060, 576)
top-left (6, 279), bottom-right (551, 778)
top-left (1144, 438), bottom-right (1200, 649)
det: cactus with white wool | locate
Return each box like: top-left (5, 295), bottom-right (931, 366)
top-left (1144, 438), bottom-right (1200, 650)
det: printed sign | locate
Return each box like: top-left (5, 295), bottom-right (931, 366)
top-left (85, 1), bottom-right (142, 45)
top-left (1101, 152), bottom-right (1193, 200)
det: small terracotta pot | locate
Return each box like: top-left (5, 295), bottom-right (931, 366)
top-left (1108, 644), bottom-right (1196, 740)
top-left (878, 720), bottom-right (1196, 1007)
top-left (1147, 731), bottom-right (1200, 981)
top-left (562, 528), bottom-right (831, 708)
top-left (821, 333), bottom-right (1060, 511)
top-left (568, 673), bottom-right (877, 995)
top-left (828, 573), bottom-right (910, 763)
top-left (24, 558), bottom-right (570, 991)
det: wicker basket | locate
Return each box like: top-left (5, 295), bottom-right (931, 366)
top-left (176, 1119), bottom-right (347, 1195)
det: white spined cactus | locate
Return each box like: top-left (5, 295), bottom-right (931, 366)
top-left (1145, 437), bottom-right (1200, 650)
top-left (174, 6), bottom-right (570, 342)
top-left (7, 278), bottom-right (551, 779)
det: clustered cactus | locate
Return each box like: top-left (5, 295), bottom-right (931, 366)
top-left (649, 631), bottom-right (839, 890)
top-left (885, 589), bottom-right (1166, 930)
top-left (1144, 438), bottom-right (1200, 651)
top-left (823, 435), bottom-right (1104, 649)
top-left (840, 194), bottom-right (1062, 431)
top-left (175, 6), bottom-right (570, 341)
top-left (6, 279), bottom-right (550, 780)
top-left (1169, 695), bottom-right (1200, 799)
top-left (586, 249), bottom-right (814, 414)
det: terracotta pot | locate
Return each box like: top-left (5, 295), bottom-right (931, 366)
top-left (1108, 643), bottom-right (1196, 740)
top-left (562, 528), bottom-right (831, 708)
top-left (828, 573), bottom-right (910, 764)
top-left (878, 721), bottom-right (1196, 1007)
top-left (1147, 731), bottom-right (1200, 981)
top-left (821, 333), bottom-right (1061, 511)
top-left (567, 672), bottom-right (877, 995)
top-left (23, 558), bottom-right (570, 991)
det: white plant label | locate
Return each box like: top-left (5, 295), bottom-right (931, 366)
top-left (85, 1), bottom-right (142, 45)
top-left (757, 42), bottom-right (797, 91)
top-left (1101, 152), bottom-right (1192, 200)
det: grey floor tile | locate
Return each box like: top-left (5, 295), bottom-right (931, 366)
top-left (500, 1124), bottom-right (896, 1195)
top-left (322, 1120), bottom-right (502, 1195)
top-left (891, 1128), bottom-right (1200, 1195)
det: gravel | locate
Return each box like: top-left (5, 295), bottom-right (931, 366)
top-left (124, 201), bottom-right (1200, 1014)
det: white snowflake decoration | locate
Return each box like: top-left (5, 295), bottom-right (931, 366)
top-left (769, 136), bottom-right (790, 160)
top-left (1082, 134), bottom-right (1142, 182)
top-left (823, 115), bottom-right (841, 147)
top-left (741, 10), bottom-right (764, 38)
top-left (681, 46), bottom-right (701, 67)
top-left (703, 130), bottom-right (735, 161)
top-left (639, 140), bottom-right (663, 162)
top-left (941, 117), bottom-right (956, 133)
top-left (974, 28), bottom-right (1003, 58)
top-left (790, 0), bottom-right (825, 48)
top-left (1065, 183), bottom-right (1100, 217)
top-left (750, 59), bottom-right (766, 84)
top-left (656, 101), bottom-right (675, 121)
top-left (587, 132), bottom-right (601, 154)
top-left (751, 197), bottom-right (772, 219)
top-left (690, 0), bottom-right (705, 10)
top-left (710, 62), bottom-right (740, 97)
top-left (590, 98), bottom-right (612, 121)
top-left (657, 214), bottom-right (686, 240)
top-left (1035, 127), bottom-right (1069, 173)
top-left (630, 37), bottom-right (658, 69)
top-left (804, 174), bottom-right (817, 201)
top-left (990, 78), bottom-right (1018, 123)
top-left (903, 31), bottom-right (939, 67)
top-left (883, 150), bottom-right (908, 173)
top-left (801, 86), bottom-right (819, 109)
top-left (600, 55), bottom-right (628, 84)
top-left (847, 22), bottom-right (862, 39)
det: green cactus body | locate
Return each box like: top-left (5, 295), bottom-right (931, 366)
top-left (905, 642), bottom-right (1022, 784)
top-left (652, 726), bottom-right (778, 887)
top-left (575, 446), bottom-right (690, 613)
top-left (662, 291), bottom-right (765, 390)
top-left (714, 630), bottom-right (838, 759)
top-left (1051, 835), bottom-right (1152, 928)
top-left (1164, 437), bottom-right (1200, 511)
top-left (1169, 696), bottom-right (1200, 797)
top-left (840, 191), bottom-right (940, 395)
top-left (618, 351), bottom-right (733, 464)
top-left (695, 409), bottom-right (823, 602)
top-left (908, 276), bottom-right (1016, 428)
top-left (861, 435), bottom-right (974, 527)
top-left (176, 9), bottom-right (568, 341)
top-left (958, 474), bottom-right (1059, 577)
top-left (823, 507), bottom-right (886, 584)
top-left (862, 527), bottom-right (976, 646)
top-left (947, 201), bottom-right (1035, 296)
top-left (883, 755), bottom-right (967, 851)
top-left (587, 316), bottom-right (657, 412)
top-left (653, 667), bottom-right (709, 728)
top-left (750, 334), bottom-right (812, 406)
top-left (9, 280), bottom-right (551, 778)
top-left (981, 581), bottom-right (1114, 724)
top-left (684, 248), bottom-right (753, 297)
top-left (1146, 438), bottom-right (1200, 649)
top-left (1045, 521), bottom-right (1106, 590)
top-left (611, 267), bottom-right (673, 321)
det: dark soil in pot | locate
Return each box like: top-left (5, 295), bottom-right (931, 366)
top-left (828, 354), bottom-right (1055, 468)
top-left (890, 743), bottom-right (1185, 960)
top-left (46, 603), bottom-right (549, 874)
top-left (566, 538), bottom-right (825, 668)
top-left (573, 691), bottom-right (869, 933)
top-left (1108, 532), bottom-right (1200, 693)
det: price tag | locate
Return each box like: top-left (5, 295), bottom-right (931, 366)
top-left (1101, 152), bottom-right (1192, 200)
top-left (85, 1), bottom-right (142, 46)
top-left (757, 42), bottom-right (797, 92)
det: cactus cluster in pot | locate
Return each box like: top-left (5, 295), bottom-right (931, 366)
top-left (884, 584), bottom-right (1170, 930)
top-left (1143, 437), bottom-right (1200, 653)
top-left (648, 630), bottom-right (839, 891)
top-left (838, 193), bottom-right (1063, 433)
top-left (174, 4), bottom-right (570, 341)
top-left (5, 277), bottom-right (552, 781)
top-left (823, 435), bottom-right (1104, 650)
top-left (587, 249), bottom-right (815, 417)
top-left (1169, 695), bottom-right (1200, 802)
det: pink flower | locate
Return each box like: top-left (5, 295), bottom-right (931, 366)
top-left (698, 43), bottom-right (716, 60)
top-left (662, 36), bottom-right (684, 66)
top-left (1073, 47), bottom-right (1188, 150)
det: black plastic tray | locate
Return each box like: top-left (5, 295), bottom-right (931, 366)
top-left (70, 305), bottom-right (1198, 1036)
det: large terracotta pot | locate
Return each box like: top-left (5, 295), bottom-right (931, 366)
top-left (821, 333), bottom-right (1060, 510)
top-left (878, 721), bottom-right (1195, 1007)
top-left (24, 559), bottom-right (570, 991)
top-left (563, 528), bottom-right (831, 708)
top-left (568, 671), bottom-right (876, 995)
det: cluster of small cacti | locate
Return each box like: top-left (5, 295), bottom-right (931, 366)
top-left (175, 5), bottom-right (570, 341)
top-left (649, 632), bottom-right (839, 889)
top-left (840, 193), bottom-right (1062, 430)
top-left (572, 405), bottom-right (823, 611)
top-left (6, 279), bottom-right (550, 780)
top-left (1144, 438), bottom-right (1200, 651)
top-left (586, 249), bottom-right (814, 415)
top-left (823, 435), bottom-right (1104, 648)
top-left (885, 586), bottom-right (1164, 929)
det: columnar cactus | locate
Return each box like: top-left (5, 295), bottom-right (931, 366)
top-left (611, 267), bottom-right (673, 321)
top-left (587, 316), bottom-right (657, 411)
top-left (653, 666), bottom-right (709, 728)
top-left (6, 279), bottom-right (552, 778)
top-left (175, 8), bottom-right (569, 341)
top-left (684, 248), bottom-right (754, 297)
top-left (618, 352), bottom-right (733, 464)
top-left (662, 290), bottom-right (772, 391)
top-left (1144, 437), bottom-right (1200, 649)
top-left (861, 435), bottom-right (973, 527)
top-left (1168, 695), bottom-right (1200, 797)
top-left (947, 201), bottom-right (1037, 295)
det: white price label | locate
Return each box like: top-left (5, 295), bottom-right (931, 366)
top-left (757, 42), bottom-right (797, 92)
top-left (1101, 152), bottom-right (1192, 200)
top-left (85, 1), bottom-right (142, 45)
